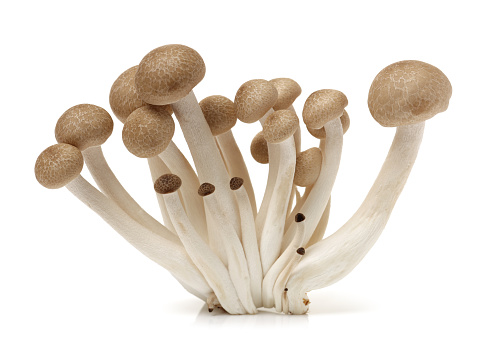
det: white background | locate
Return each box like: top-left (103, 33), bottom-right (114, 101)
top-left (1, 0), bottom-right (489, 350)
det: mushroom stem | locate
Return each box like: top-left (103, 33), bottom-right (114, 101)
top-left (286, 123), bottom-right (425, 314)
top-left (159, 141), bottom-right (207, 240)
top-left (281, 118), bottom-right (343, 251)
top-left (262, 213), bottom-right (305, 308)
top-left (65, 174), bottom-right (212, 300)
top-left (306, 198), bottom-right (331, 247)
top-left (172, 91), bottom-right (240, 235)
top-left (217, 130), bottom-right (257, 215)
top-left (274, 246), bottom-right (305, 313)
top-left (287, 105), bottom-right (301, 155)
top-left (259, 136), bottom-right (296, 273)
top-left (230, 178), bottom-right (263, 307)
top-left (201, 184), bottom-right (257, 314)
top-left (163, 189), bottom-right (246, 314)
top-left (81, 146), bottom-right (178, 243)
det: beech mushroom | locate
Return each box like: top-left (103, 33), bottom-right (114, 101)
top-left (284, 60), bottom-right (451, 314)
top-left (35, 143), bottom-right (211, 300)
top-left (250, 131), bottom-right (269, 164)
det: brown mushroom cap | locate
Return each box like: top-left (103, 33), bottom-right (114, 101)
top-left (303, 89), bottom-right (348, 129)
top-left (230, 177), bottom-right (244, 190)
top-left (154, 174), bottom-right (182, 194)
top-left (250, 131), bottom-right (269, 164)
top-left (234, 79), bottom-right (278, 123)
top-left (198, 183), bottom-right (216, 197)
top-left (294, 147), bottom-right (322, 187)
top-left (199, 95), bottom-right (237, 136)
top-left (307, 110), bottom-right (350, 139)
top-left (270, 78), bottom-right (302, 110)
top-left (55, 104), bottom-right (114, 151)
top-left (35, 143), bottom-right (84, 189)
top-left (134, 44), bottom-right (205, 105)
top-left (368, 60), bottom-right (452, 127)
top-left (263, 110), bottom-right (299, 144)
top-left (122, 105), bottom-right (175, 158)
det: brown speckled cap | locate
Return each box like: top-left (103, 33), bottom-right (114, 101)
top-left (307, 110), bottom-right (350, 139)
top-left (199, 95), bottom-right (237, 136)
top-left (303, 89), bottom-right (348, 129)
top-left (234, 79), bottom-right (278, 123)
top-left (368, 60), bottom-right (452, 127)
top-left (154, 174), bottom-right (182, 194)
top-left (55, 104), bottom-right (114, 151)
top-left (122, 105), bottom-right (175, 158)
top-left (134, 44), bottom-right (205, 105)
top-left (294, 147), bottom-right (322, 187)
top-left (198, 183), bottom-right (216, 197)
top-left (35, 143), bottom-right (84, 189)
top-left (270, 78), bottom-right (301, 110)
top-left (250, 131), bottom-right (269, 164)
top-left (229, 177), bottom-right (244, 190)
top-left (263, 110), bottom-right (299, 144)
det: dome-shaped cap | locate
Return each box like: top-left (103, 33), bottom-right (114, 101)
top-left (303, 89), bottom-right (348, 129)
top-left (307, 110), bottom-right (350, 139)
top-left (294, 147), bottom-right (322, 187)
top-left (250, 131), bottom-right (269, 164)
top-left (122, 105), bottom-right (175, 158)
top-left (109, 66), bottom-right (149, 123)
top-left (135, 44), bottom-right (205, 105)
top-left (55, 104), bottom-right (113, 151)
top-left (35, 143), bottom-right (84, 189)
top-left (234, 79), bottom-right (278, 123)
top-left (263, 109), bottom-right (299, 144)
top-left (270, 78), bottom-right (301, 110)
top-left (199, 95), bottom-right (237, 136)
top-left (154, 174), bottom-right (182, 194)
top-left (368, 60), bottom-right (452, 127)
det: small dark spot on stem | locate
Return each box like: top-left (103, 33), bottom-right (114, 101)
top-left (284, 288), bottom-right (288, 292)
top-left (198, 183), bottom-right (216, 196)
top-left (295, 213), bottom-right (305, 222)
top-left (230, 177), bottom-right (244, 190)
top-left (296, 247), bottom-right (306, 255)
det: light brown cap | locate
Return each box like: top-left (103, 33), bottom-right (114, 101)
top-left (294, 147), bottom-right (322, 187)
top-left (262, 110), bottom-right (299, 144)
top-left (154, 174), bottom-right (182, 194)
top-left (55, 104), bottom-right (113, 151)
top-left (199, 95), bottom-right (237, 136)
top-left (198, 183), bottom-right (215, 197)
top-left (303, 89), bottom-right (348, 129)
top-left (368, 60), bottom-right (452, 127)
top-left (122, 105), bottom-right (175, 158)
top-left (135, 44), bottom-right (205, 105)
top-left (229, 177), bottom-right (244, 190)
top-left (307, 110), bottom-right (350, 139)
top-left (35, 143), bottom-right (84, 189)
top-left (270, 78), bottom-right (301, 110)
top-left (234, 79), bottom-right (278, 123)
top-left (250, 131), bottom-right (269, 164)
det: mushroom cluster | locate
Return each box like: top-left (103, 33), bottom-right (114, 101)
top-left (35, 45), bottom-right (452, 314)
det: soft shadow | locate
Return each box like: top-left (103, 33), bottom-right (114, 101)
top-left (194, 305), bottom-right (309, 327)
top-left (307, 290), bottom-right (375, 315)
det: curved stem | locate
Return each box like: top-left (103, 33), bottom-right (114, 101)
top-left (286, 123), bottom-right (425, 314)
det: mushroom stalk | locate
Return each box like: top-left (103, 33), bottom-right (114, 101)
top-left (172, 91), bottom-right (240, 235)
top-left (65, 174), bottom-right (211, 300)
top-left (306, 198), bottom-right (331, 247)
top-left (286, 123), bottom-right (424, 314)
top-left (82, 146), bottom-right (178, 243)
top-left (163, 188), bottom-right (246, 314)
top-left (217, 130), bottom-right (257, 215)
top-left (281, 118), bottom-right (343, 250)
top-left (274, 246), bottom-right (305, 313)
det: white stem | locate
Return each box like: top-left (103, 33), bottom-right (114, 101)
top-left (217, 130), bottom-right (257, 216)
top-left (259, 136), bottom-right (296, 274)
top-left (203, 193), bottom-right (257, 314)
top-left (147, 156), bottom-right (177, 234)
top-left (286, 123), bottom-right (425, 314)
top-left (233, 185), bottom-right (263, 307)
top-left (82, 146), bottom-right (179, 243)
top-left (274, 249), bottom-right (304, 313)
top-left (65, 175), bottom-right (212, 300)
top-left (262, 216), bottom-right (305, 308)
top-left (172, 92), bottom-right (240, 235)
top-left (281, 118), bottom-right (343, 251)
top-left (164, 192), bottom-right (246, 314)
top-left (286, 184), bottom-right (296, 216)
top-left (306, 197), bottom-right (331, 247)
top-left (159, 141), bottom-right (207, 240)
top-left (287, 105), bottom-right (301, 155)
